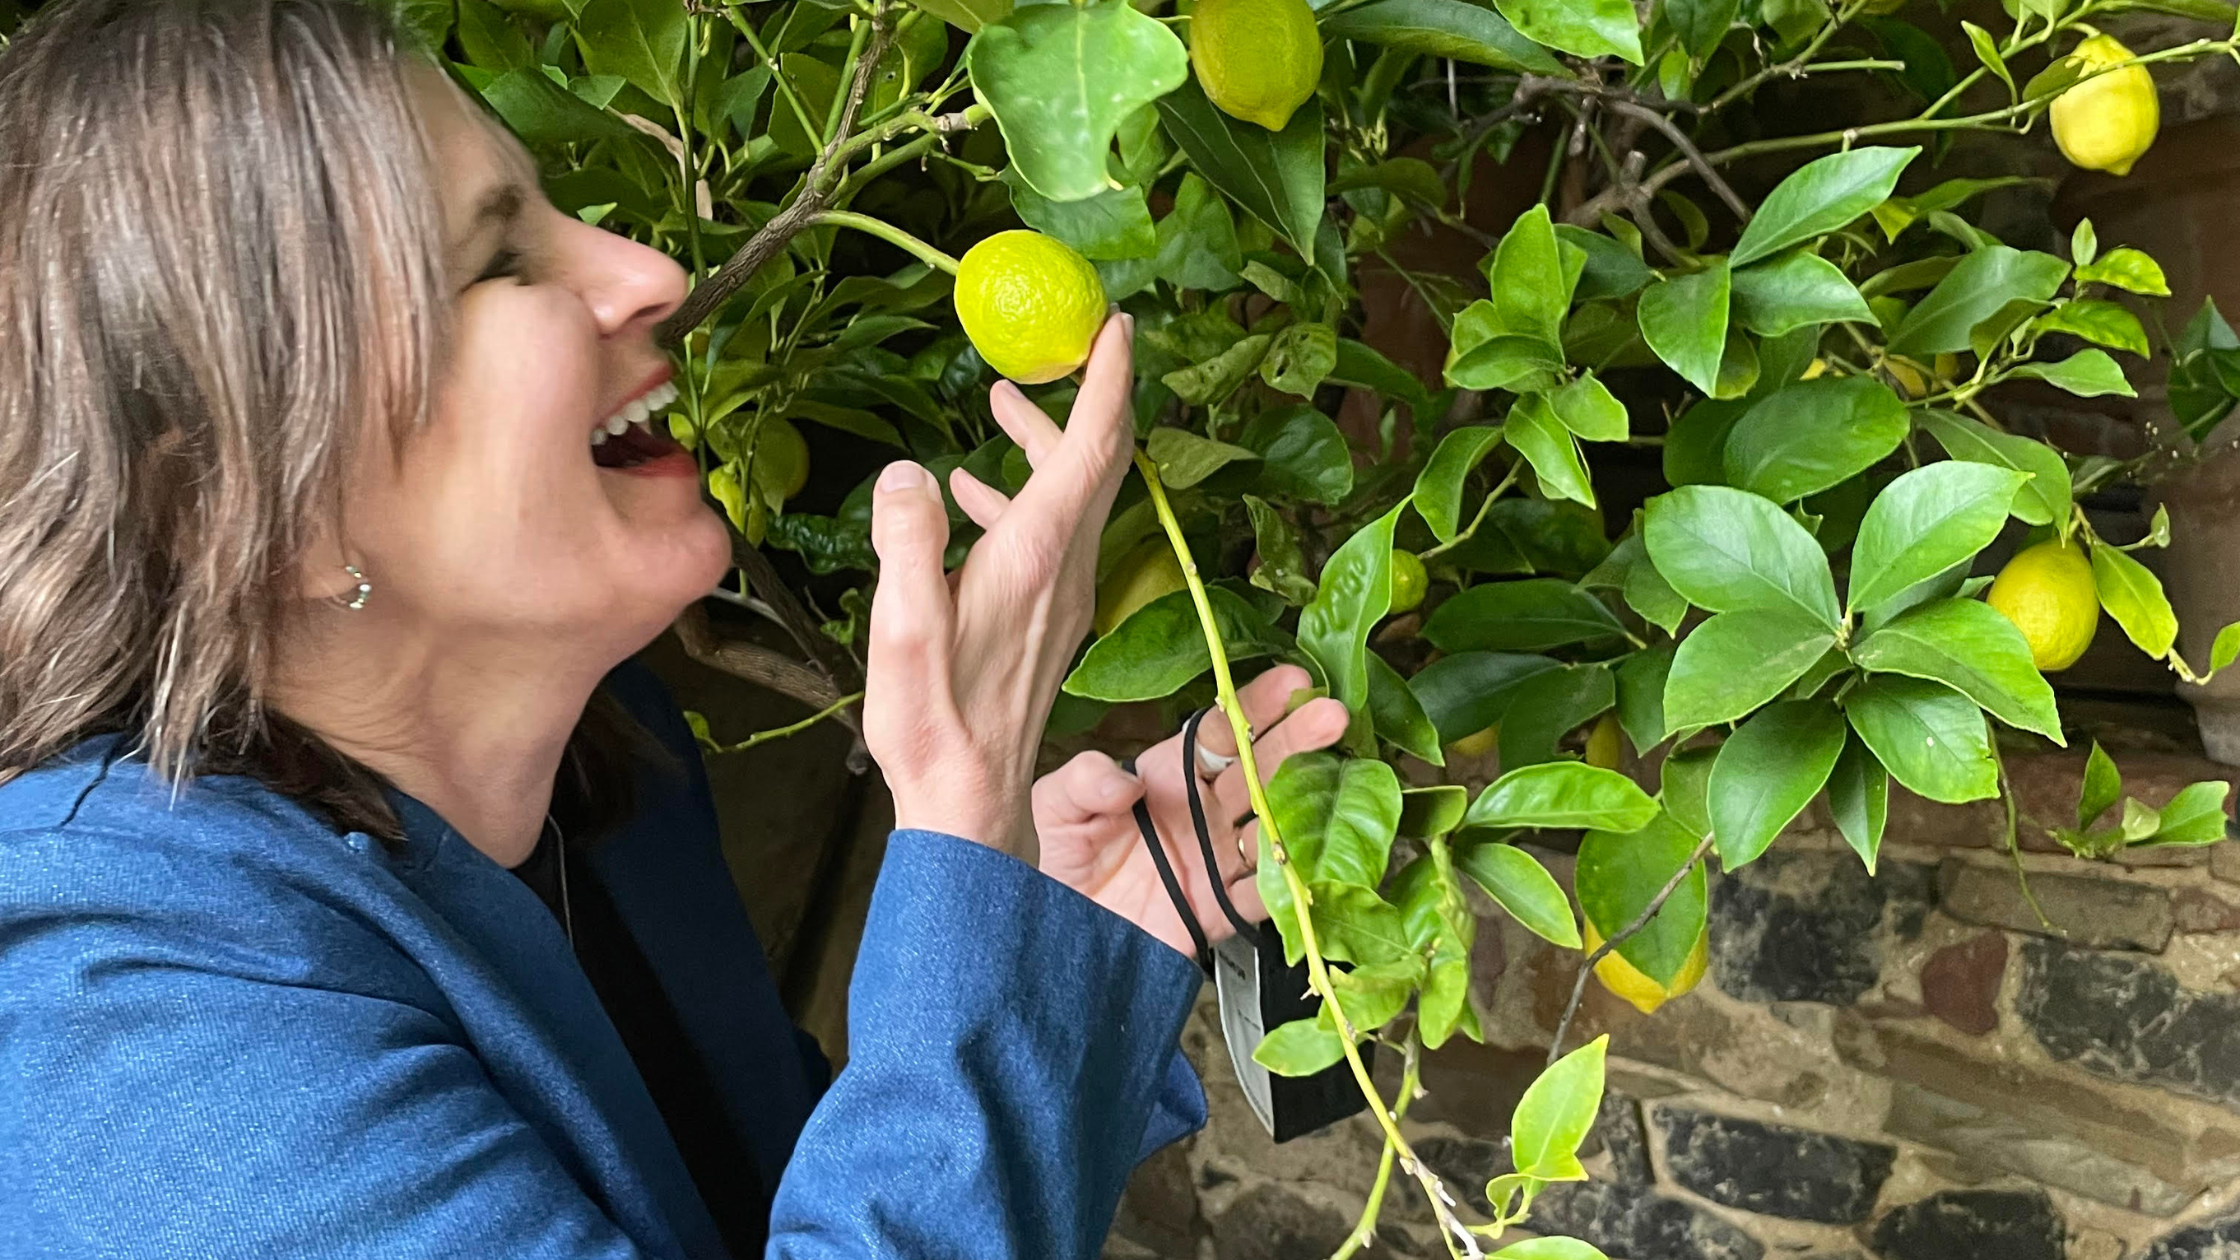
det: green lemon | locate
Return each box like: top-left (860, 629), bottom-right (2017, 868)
top-left (2051, 34), bottom-right (2159, 177)
top-left (1389, 550), bottom-right (1429, 614)
top-left (1189, 0), bottom-right (1323, 132)
top-left (1447, 723), bottom-right (1500, 758)
top-left (1583, 916), bottom-right (1709, 1015)
top-left (1985, 540), bottom-right (2099, 672)
top-left (1585, 713), bottom-right (1624, 770)
top-left (954, 231), bottom-right (1108, 385)
top-left (749, 417), bottom-right (810, 503)
top-left (1096, 541), bottom-right (1189, 638)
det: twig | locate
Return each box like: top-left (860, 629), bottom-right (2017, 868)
top-left (1548, 833), bottom-right (1714, 1066)
top-left (1330, 1033), bottom-right (1424, 1260)
top-left (1992, 741), bottom-right (2058, 932)
top-left (730, 535), bottom-right (860, 692)
top-left (1606, 99), bottom-right (1751, 225)
top-left (670, 604), bottom-right (865, 745)
top-left (699, 690), bottom-right (864, 755)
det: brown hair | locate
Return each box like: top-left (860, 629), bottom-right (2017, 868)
top-left (0, 0), bottom-right (637, 848)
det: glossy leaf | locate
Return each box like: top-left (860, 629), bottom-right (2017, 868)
top-left (2093, 543), bottom-right (2179, 659)
top-left (1558, 225), bottom-right (1656, 300)
top-left (1915, 410), bottom-right (2073, 529)
top-left (1298, 503), bottom-right (1407, 719)
top-left (1507, 393), bottom-right (1597, 508)
top-left (2008, 350), bottom-right (2137, 399)
top-left (1368, 653), bottom-right (1446, 766)
top-left (1002, 172), bottom-right (1158, 260)
top-left (1156, 80), bottom-right (1325, 255)
top-left (575, 0), bottom-right (688, 105)
top-left (1643, 485), bottom-right (1841, 628)
top-left (1497, 664), bottom-right (1616, 769)
top-left (2079, 740), bottom-right (2122, 830)
top-left (1888, 245), bottom-right (2071, 356)
top-left (1413, 425), bottom-right (1507, 541)
top-left (1492, 1240), bottom-right (1610, 1260)
top-left (1260, 322), bottom-right (1340, 397)
top-left (1827, 733), bottom-right (1890, 873)
top-left (1730, 147), bottom-right (1920, 267)
top-left (904, 0), bottom-right (1012, 32)
top-left (1614, 641), bottom-right (1676, 752)
top-left (1722, 376), bottom-right (1910, 504)
top-left (1709, 699), bottom-right (1847, 867)
top-left (1852, 599), bottom-right (2064, 741)
top-left (1511, 1035), bottom-right (1610, 1181)
top-left (1323, 0), bottom-right (1568, 70)
top-left (1312, 883), bottom-right (1416, 966)
top-left (1466, 761), bottom-right (1660, 833)
top-left (2215, 621), bottom-right (2240, 672)
top-left (1847, 462), bottom-right (2028, 611)
top-left (1454, 841), bottom-right (1583, 947)
top-left (1240, 404), bottom-right (1352, 504)
top-left (1843, 676), bottom-right (1998, 803)
top-left (1146, 427), bottom-right (1258, 488)
top-left (1490, 204), bottom-right (1572, 349)
top-left (1254, 1017), bottom-right (1348, 1076)
top-left (1259, 753), bottom-right (1405, 965)
top-left (1064, 587), bottom-right (1289, 700)
top-left (1422, 579), bottom-right (1626, 653)
top-left (1332, 338), bottom-right (1435, 420)
top-left (2036, 299), bottom-right (2150, 357)
top-left (1245, 495), bottom-right (1318, 605)
top-left (1400, 785), bottom-right (1471, 839)
top-left (2075, 247), bottom-right (2171, 296)
top-left (1729, 250), bottom-right (1874, 337)
top-left (1663, 609), bottom-right (1836, 729)
top-left (1963, 20), bottom-right (2014, 98)
top-left (1638, 262), bottom-right (1732, 397)
top-left (1411, 651), bottom-right (1566, 743)
top-left (1548, 373), bottom-right (1629, 442)
top-left (2137, 781), bottom-right (2231, 846)
top-left (1576, 811), bottom-right (1708, 985)
top-left (1667, 0), bottom-right (1740, 57)
top-left (967, 0), bottom-right (1190, 202)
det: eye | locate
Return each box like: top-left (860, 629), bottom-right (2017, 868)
top-left (471, 247), bottom-right (525, 287)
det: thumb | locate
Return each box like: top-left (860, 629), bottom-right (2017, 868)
top-left (1034, 750), bottom-right (1145, 827)
top-left (866, 461), bottom-right (955, 704)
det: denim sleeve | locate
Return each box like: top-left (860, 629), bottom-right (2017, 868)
top-left (765, 828), bottom-right (1207, 1260)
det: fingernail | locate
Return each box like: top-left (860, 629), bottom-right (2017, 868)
top-left (1122, 312), bottom-right (1136, 337)
top-left (878, 461), bottom-right (930, 493)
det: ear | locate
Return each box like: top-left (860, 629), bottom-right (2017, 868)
top-left (294, 519), bottom-right (363, 604)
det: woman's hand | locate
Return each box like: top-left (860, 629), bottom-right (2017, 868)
top-left (1033, 665), bottom-right (1350, 958)
top-left (861, 314), bottom-right (1136, 857)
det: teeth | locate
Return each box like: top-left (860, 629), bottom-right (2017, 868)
top-left (591, 380), bottom-right (679, 444)
top-left (591, 427), bottom-right (609, 447)
top-left (605, 412), bottom-right (631, 437)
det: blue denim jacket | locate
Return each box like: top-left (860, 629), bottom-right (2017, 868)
top-left (0, 667), bottom-right (1206, 1258)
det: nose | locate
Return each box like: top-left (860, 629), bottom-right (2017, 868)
top-left (574, 219), bottom-right (689, 340)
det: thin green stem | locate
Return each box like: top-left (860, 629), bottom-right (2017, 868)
top-left (824, 17), bottom-right (875, 148)
top-left (729, 10), bottom-right (821, 145)
top-left (1132, 452), bottom-right (1480, 1260)
top-left (809, 210), bottom-right (960, 273)
top-left (700, 691), bottom-right (864, 755)
top-left (1991, 740), bottom-right (2057, 931)
top-left (1419, 462), bottom-right (1522, 560)
top-left (1329, 1033), bottom-right (1422, 1260)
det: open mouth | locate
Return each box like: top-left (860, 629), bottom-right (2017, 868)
top-left (591, 380), bottom-right (688, 471)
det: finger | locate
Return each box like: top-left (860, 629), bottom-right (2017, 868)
top-left (1190, 664), bottom-right (1319, 762)
top-left (1224, 856), bottom-right (1268, 923)
top-left (1213, 695), bottom-right (1352, 822)
top-left (949, 467), bottom-right (1012, 532)
top-left (1031, 751), bottom-right (1145, 827)
top-left (988, 380), bottom-right (1063, 469)
top-left (1033, 313), bottom-right (1135, 509)
top-left (866, 461), bottom-right (955, 704)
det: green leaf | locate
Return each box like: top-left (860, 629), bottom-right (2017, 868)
top-left (1156, 80), bottom-right (1325, 256)
top-left (1852, 599), bottom-right (2064, 741)
top-left (1323, 956), bottom-right (1424, 1030)
top-left (1299, 503), bottom-right (1407, 719)
top-left (1667, 0), bottom-right (1741, 57)
top-left (1446, 328), bottom-right (1569, 391)
top-left (1730, 147), bottom-right (1920, 268)
top-left (1401, 786), bottom-right (1472, 841)
top-left (574, 0), bottom-right (687, 105)
top-left (1916, 410), bottom-right (2073, 529)
top-left (2075, 246), bottom-right (2171, 296)
top-left (2214, 621), bottom-right (2240, 672)
top-left (459, 0), bottom-right (535, 71)
top-left (1259, 753), bottom-right (1404, 964)
top-left (1624, 553), bottom-right (1688, 637)
top-left (1507, 393), bottom-right (1597, 508)
top-left (2139, 781), bottom-right (2232, 846)
top-left (1643, 484), bottom-right (1841, 628)
top-left (1163, 333), bottom-right (1272, 406)
top-left (1729, 250), bottom-right (1874, 337)
top-left (1245, 495), bottom-right (1319, 606)
top-left (1828, 733), bottom-right (1890, 873)
top-left (1422, 579), bottom-right (1625, 653)
top-left (1260, 321), bottom-right (1340, 397)
top-left (1721, 376), bottom-right (1910, 504)
top-left (1153, 172), bottom-right (1243, 289)
top-left (1146, 426), bottom-right (1258, 488)
top-left (2009, 350), bottom-right (2137, 399)
top-left (1547, 373), bottom-right (1629, 442)
top-left (1662, 398), bottom-right (1747, 486)
top-left (1465, 762), bottom-right (1661, 832)
top-left (1492, 1239), bottom-right (1611, 1260)
top-left (1332, 339), bottom-right (1435, 420)
top-left (1664, 609), bottom-right (1837, 728)
top-left (1511, 1035), bottom-right (1610, 1181)
top-left (1848, 462), bottom-right (2028, 611)
top-left (1576, 812), bottom-right (1708, 984)
top-left (1321, 0), bottom-right (1568, 72)
top-left (904, 0), bottom-right (1011, 33)
top-left (1638, 261), bottom-right (1732, 397)
top-left (1962, 20), bottom-right (2015, 98)
top-left (1254, 1017), bottom-right (1348, 1076)
top-left (1368, 654), bottom-right (1446, 766)
top-left (1240, 404), bottom-right (1353, 504)
top-left (1312, 883), bottom-right (1416, 965)
top-left (1491, 665), bottom-right (1612, 768)
top-left (1491, 0), bottom-right (1643, 61)
top-left (1615, 641), bottom-right (1676, 751)
top-left (1708, 700), bottom-right (1848, 867)
top-left (1413, 425), bottom-right (1507, 542)
top-left (1004, 171), bottom-right (1157, 260)
top-left (1558, 225), bottom-right (1656, 300)
top-left (478, 66), bottom-right (639, 146)
top-left (967, 0), bottom-right (1189, 202)
top-left (1843, 676), bottom-right (1998, 803)
top-left (1412, 651), bottom-right (1565, 743)
top-left (1063, 587), bottom-right (1289, 701)
top-left (2036, 299), bottom-right (2150, 357)
top-left (1454, 841), bottom-right (1582, 947)
top-left (1889, 245), bottom-right (2072, 356)
top-left (2093, 542), bottom-right (2178, 658)
top-left (1490, 205), bottom-right (1572, 349)
top-left (1661, 746), bottom-right (1716, 838)
top-left (2080, 740), bottom-right (2123, 829)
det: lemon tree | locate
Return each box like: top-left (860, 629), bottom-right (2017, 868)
top-left (260, 0), bottom-right (2240, 1249)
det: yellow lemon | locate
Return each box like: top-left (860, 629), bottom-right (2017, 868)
top-left (749, 417), bottom-right (810, 503)
top-left (1583, 916), bottom-right (1710, 1015)
top-left (1585, 713), bottom-right (1624, 770)
top-left (1095, 540), bottom-right (1189, 638)
top-left (1389, 550), bottom-right (1429, 614)
top-left (954, 231), bottom-right (1109, 385)
top-left (1447, 723), bottom-right (1500, 758)
top-left (1189, 0), bottom-right (1324, 132)
top-left (1985, 539), bottom-right (2100, 671)
top-left (2051, 34), bottom-right (2159, 177)
top-left (1802, 357), bottom-right (1831, 380)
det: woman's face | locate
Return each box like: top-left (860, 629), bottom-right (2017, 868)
top-left (329, 65), bottom-right (728, 665)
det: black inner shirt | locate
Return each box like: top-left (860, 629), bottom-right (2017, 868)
top-left (511, 824), bottom-right (770, 1256)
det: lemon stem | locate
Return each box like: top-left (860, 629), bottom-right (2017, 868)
top-left (809, 211), bottom-right (960, 274)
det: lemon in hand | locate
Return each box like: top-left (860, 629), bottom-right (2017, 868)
top-left (1389, 550), bottom-right (1429, 614)
top-left (1096, 540), bottom-right (1189, 638)
top-left (1190, 0), bottom-right (1323, 132)
top-left (1985, 539), bottom-right (2100, 671)
top-left (955, 231), bottom-right (1109, 385)
top-left (2051, 34), bottom-right (2159, 177)
top-left (1584, 915), bottom-right (1709, 1015)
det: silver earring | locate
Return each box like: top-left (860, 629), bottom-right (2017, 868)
top-left (341, 564), bottom-right (372, 611)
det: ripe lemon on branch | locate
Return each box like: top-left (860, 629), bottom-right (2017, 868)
top-left (955, 230), bottom-right (1108, 385)
top-left (2050, 33), bottom-right (2159, 177)
top-left (1583, 916), bottom-right (1709, 1015)
top-left (1189, 0), bottom-right (1323, 131)
top-left (1986, 539), bottom-right (2100, 671)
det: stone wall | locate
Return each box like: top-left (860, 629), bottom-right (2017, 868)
top-left (1104, 743), bottom-right (2240, 1260)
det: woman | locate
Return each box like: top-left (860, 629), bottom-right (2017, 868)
top-left (0, 0), bottom-right (1350, 1255)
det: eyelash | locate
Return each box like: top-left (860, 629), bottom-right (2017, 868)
top-left (474, 248), bottom-right (524, 285)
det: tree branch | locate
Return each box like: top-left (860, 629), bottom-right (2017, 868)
top-left (1548, 832), bottom-right (1714, 1066)
top-left (1606, 99), bottom-right (1752, 225)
